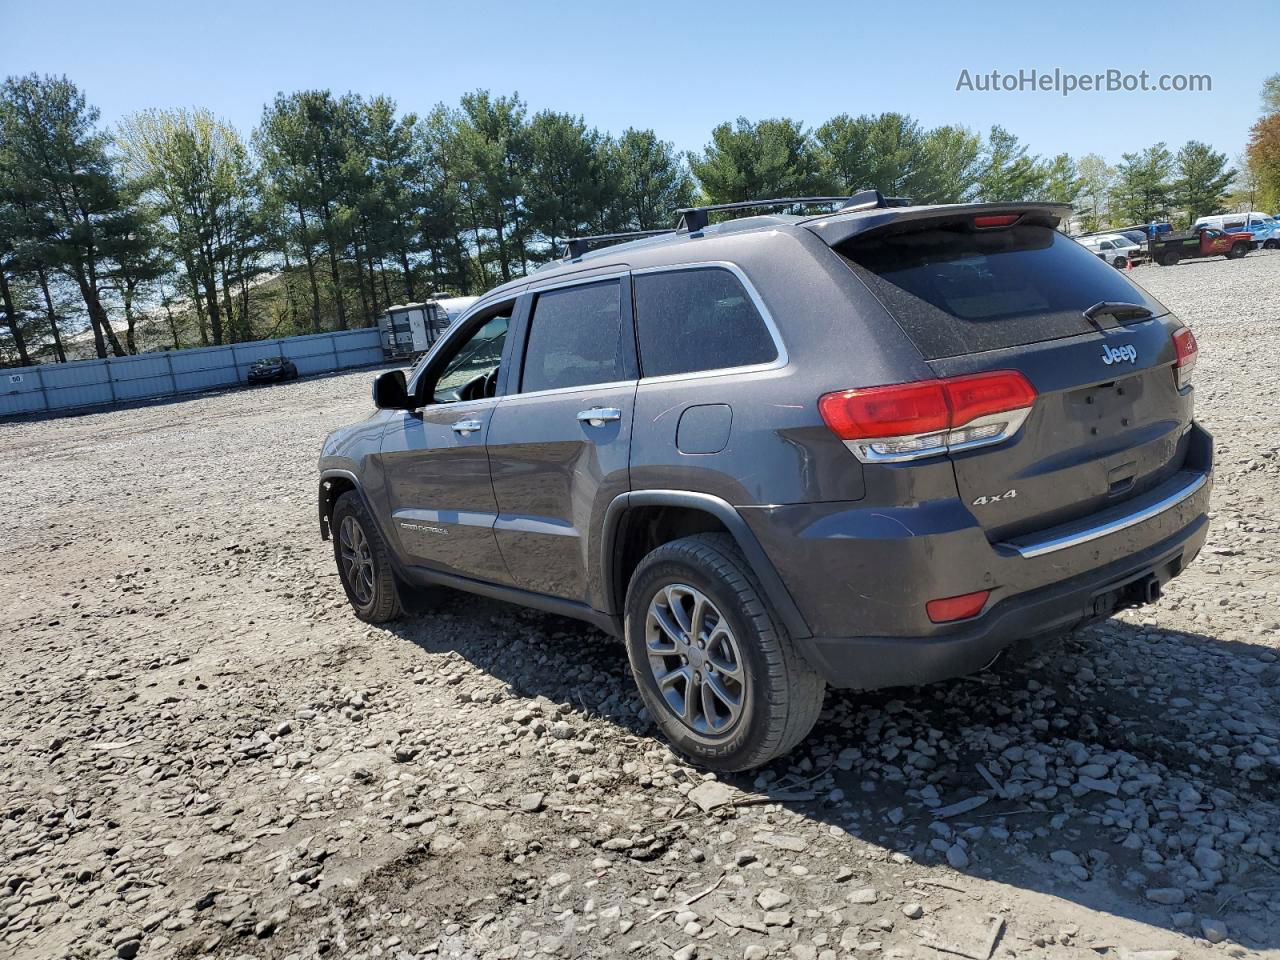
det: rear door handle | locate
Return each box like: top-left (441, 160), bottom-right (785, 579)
top-left (576, 407), bottom-right (622, 427)
top-left (451, 419), bottom-right (483, 436)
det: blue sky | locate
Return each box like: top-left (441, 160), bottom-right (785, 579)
top-left (8, 0), bottom-right (1277, 166)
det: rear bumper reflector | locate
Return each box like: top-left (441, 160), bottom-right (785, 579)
top-left (999, 472), bottom-right (1208, 559)
top-left (926, 590), bottom-right (991, 624)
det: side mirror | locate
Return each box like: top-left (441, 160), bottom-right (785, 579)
top-left (372, 369), bottom-right (412, 409)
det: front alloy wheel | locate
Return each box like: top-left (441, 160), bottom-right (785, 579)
top-left (338, 515), bottom-right (376, 606)
top-left (330, 490), bottom-right (403, 623)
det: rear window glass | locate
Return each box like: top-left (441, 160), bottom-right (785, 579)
top-left (838, 225), bottom-right (1168, 360)
top-left (634, 267), bottom-right (777, 377)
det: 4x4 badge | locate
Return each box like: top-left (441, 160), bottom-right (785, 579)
top-left (1101, 344), bottom-right (1138, 365)
top-left (972, 489), bottom-right (1017, 506)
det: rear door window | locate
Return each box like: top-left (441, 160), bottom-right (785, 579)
top-left (634, 267), bottom-right (778, 377)
top-left (520, 280), bottom-right (624, 393)
top-left (838, 225), bottom-right (1168, 360)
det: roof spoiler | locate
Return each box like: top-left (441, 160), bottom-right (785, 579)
top-left (803, 202), bottom-right (1073, 248)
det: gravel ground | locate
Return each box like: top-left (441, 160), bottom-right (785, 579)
top-left (2, 251), bottom-right (1278, 960)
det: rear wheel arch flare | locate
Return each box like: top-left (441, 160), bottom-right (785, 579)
top-left (600, 490), bottom-right (812, 639)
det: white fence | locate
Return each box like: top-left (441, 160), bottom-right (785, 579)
top-left (0, 328), bottom-right (385, 418)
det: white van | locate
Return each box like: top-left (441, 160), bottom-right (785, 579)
top-left (1192, 212), bottom-right (1273, 230)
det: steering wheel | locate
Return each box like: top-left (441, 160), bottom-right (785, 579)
top-left (457, 368), bottom-right (499, 402)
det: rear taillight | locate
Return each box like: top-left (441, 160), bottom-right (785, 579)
top-left (1172, 327), bottom-right (1197, 390)
top-left (819, 371), bottom-right (1037, 463)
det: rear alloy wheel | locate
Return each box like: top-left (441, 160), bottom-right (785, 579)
top-left (1228, 242), bottom-right (1250, 259)
top-left (624, 533), bottom-right (825, 771)
top-left (1264, 239), bottom-right (1279, 250)
top-left (331, 490), bottom-right (403, 623)
top-left (1111, 256), bottom-right (1127, 270)
top-left (1158, 252), bottom-right (1179, 267)
top-left (645, 584), bottom-right (747, 735)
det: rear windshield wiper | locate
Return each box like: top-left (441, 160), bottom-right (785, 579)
top-left (1084, 301), bottom-right (1154, 329)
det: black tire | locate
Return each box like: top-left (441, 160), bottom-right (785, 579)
top-left (1264, 239), bottom-right (1278, 250)
top-left (1228, 242), bottom-right (1249, 259)
top-left (1111, 256), bottom-right (1126, 270)
top-left (331, 490), bottom-right (403, 623)
top-left (1158, 251), bottom-right (1179, 267)
top-left (623, 533), bottom-right (825, 772)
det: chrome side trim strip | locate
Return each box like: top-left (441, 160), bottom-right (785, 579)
top-left (1002, 473), bottom-right (1208, 559)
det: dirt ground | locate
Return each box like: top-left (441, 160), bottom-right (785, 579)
top-left (2, 252), bottom-right (1278, 960)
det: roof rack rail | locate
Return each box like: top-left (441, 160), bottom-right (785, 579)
top-left (675, 197), bottom-right (853, 233)
top-left (565, 229), bottom-right (674, 259)
top-left (675, 192), bottom-right (913, 232)
top-left (838, 189), bottom-right (913, 212)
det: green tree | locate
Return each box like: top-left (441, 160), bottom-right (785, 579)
top-left (689, 117), bottom-right (827, 205)
top-left (413, 105), bottom-right (477, 294)
top-left (0, 145), bottom-right (35, 364)
top-left (815, 113), bottom-right (924, 196)
top-left (257, 91), bottom-right (366, 330)
top-left (1076, 154), bottom-right (1115, 231)
top-left (118, 107), bottom-right (262, 345)
top-left (813, 115), bottom-right (982, 204)
top-left (975, 125), bottom-right (1048, 201)
top-left (256, 103), bottom-right (326, 332)
top-left (1261, 73), bottom-right (1280, 114)
top-left (1173, 141), bottom-right (1234, 225)
top-left (102, 185), bottom-right (170, 353)
top-left (1036, 153), bottom-right (1084, 205)
top-left (452, 91), bottom-right (529, 282)
top-left (1227, 152), bottom-right (1264, 212)
top-left (361, 96), bottom-right (423, 301)
top-left (0, 74), bottom-right (132, 357)
top-left (607, 128), bottom-right (694, 231)
top-left (915, 125), bottom-right (982, 203)
top-left (1110, 143), bottom-right (1175, 225)
top-left (524, 111), bottom-right (604, 258)
top-left (0, 272), bottom-right (42, 366)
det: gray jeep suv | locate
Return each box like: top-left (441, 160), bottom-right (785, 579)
top-left (318, 193), bottom-right (1212, 771)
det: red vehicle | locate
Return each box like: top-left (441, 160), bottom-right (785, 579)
top-left (1150, 225), bottom-right (1252, 266)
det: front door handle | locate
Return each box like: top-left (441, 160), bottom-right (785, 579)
top-left (451, 418), bottom-right (483, 436)
top-left (576, 407), bottom-right (622, 427)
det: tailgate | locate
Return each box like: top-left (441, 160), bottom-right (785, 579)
top-left (831, 214), bottom-right (1194, 539)
top-left (929, 320), bottom-right (1192, 540)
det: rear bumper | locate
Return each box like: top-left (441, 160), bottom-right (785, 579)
top-left (740, 422), bottom-right (1213, 689)
top-left (801, 514), bottom-right (1207, 689)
